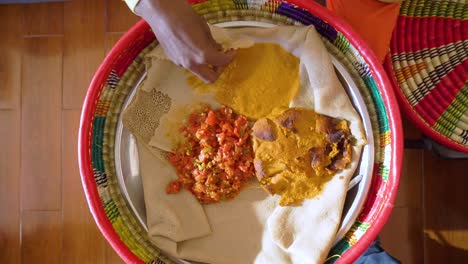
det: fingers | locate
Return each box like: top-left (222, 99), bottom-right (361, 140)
top-left (212, 42), bottom-right (223, 51)
top-left (188, 64), bottom-right (222, 84)
top-left (202, 48), bottom-right (236, 67)
top-left (212, 64), bottom-right (226, 77)
top-left (186, 49), bottom-right (235, 83)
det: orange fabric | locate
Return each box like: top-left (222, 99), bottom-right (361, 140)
top-left (327, 0), bottom-right (401, 62)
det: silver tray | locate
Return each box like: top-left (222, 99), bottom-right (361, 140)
top-left (114, 21), bottom-right (375, 255)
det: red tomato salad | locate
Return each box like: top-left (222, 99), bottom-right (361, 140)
top-left (167, 105), bottom-right (256, 203)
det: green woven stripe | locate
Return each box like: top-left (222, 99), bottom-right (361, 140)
top-left (104, 200), bottom-right (121, 222)
top-left (331, 238), bottom-right (351, 253)
top-left (363, 77), bottom-right (390, 134)
top-left (92, 117), bottom-right (106, 172)
top-left (457, 83), bottom-right (468, 105)
top-left (326, 221), bottom-right (371, 264)
top-left (434, 84), bottom-right (468, 137)
top-left (439, 103), bottom-right (465, 125)
top-left (86, 40), bottom-right (167, 263)
top-left (321, 33), bottom-right (391, 263)
top-left (350, 221), bottom-right (371, 235)
top-left (326, 37), bottom-right (390, 163)
top-left (451, 95), bottom-right (468, 115)
top-left (112, 218), bottom-right (155, 261)
top-left (99, 42), bottom-right (173, 264)
top-left (378, 162), bottom-right (390, 181)
top-left (325, 240), bottom-right (350, 264)
top-left (334, 34), bottom-right (350, 54)
top-left (322, 40), bottom-right (383, 163)
top-left (105, 59), bottom-right (166, 263)
top-left (358, 222), bottom-right (371, 230)
top-left (433, 119), bottom-right (456, 137)
top-left (444, 99), bottom-right (467, 121)
top-left (104, 69), bottom-right (161, 260)
top-left (233, 0), bottom-right (248, 9)
top-left (400, 0), bottom-right (467, 19)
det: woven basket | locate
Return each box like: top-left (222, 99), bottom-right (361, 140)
top-left (384, 0), bottom-right (468, 153)
top-left (79, 1), bottom-right (403, 263)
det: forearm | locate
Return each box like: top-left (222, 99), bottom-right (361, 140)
top-left (122, 0), bottom-right (235, 83)
top-left (124, 0), bottom-right (192, 21)
top-left (133, 0), bottom-right (191, 20)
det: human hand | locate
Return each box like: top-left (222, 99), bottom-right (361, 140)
top-left (135, 0), bottom-right (236, 83)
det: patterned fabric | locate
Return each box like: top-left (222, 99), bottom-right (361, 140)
top-left (84, 1), bottom-right (398, 263)
top-left (388, 0), bottom-right (468, 151)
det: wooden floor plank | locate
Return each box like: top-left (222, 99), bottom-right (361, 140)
top-left (104, 33), bottom-right (124, 55)
top-left (106, 243), bottom-right (125, 264)
top-left (381, 208), bottom-right (424, 264)
top-left (403, 116), bottom-right (422, 140)
top-left (0, 5), bottom-right (22, 109)
top-left (21, 37), bottom-right (63, 211)
top-left (393, 149), bottom-right (423, 208)
top-left (0, 111), bottom-right (21, 264)
top-left (381, 115), bottom-right (425, 263)
top-left (61, 110), bottom-right (107, 264)
top-left (5, 2), bottom-right (468, 264)
top-left (63, 0), bottom-right (105, 110)
top-left (423, 151), bottom-right (468, 263)
top-left (21, 211), bottom-right (62, 264)
top-left (22, 2), bottom-right (64, 37)
top-left (106, 0), bottom-right (140, 33)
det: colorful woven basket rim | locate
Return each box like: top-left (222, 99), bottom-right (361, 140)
top-left (384, 58), bottom-right (468, 153)
top-left (384, 0), bottom-right (468, 153)
top-left (79, 1), bottom-right (403, 263)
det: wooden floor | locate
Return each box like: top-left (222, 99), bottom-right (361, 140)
top-left (0, 1), bottom-right (467, 263)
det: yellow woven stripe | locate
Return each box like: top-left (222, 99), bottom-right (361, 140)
top-left (124, 0), bottom-right (141, 13)
top-left (394, 61), bottom-right (426, 85)
top-left (380, 131), bottom-right (391, 147)
top-left (346, 234), bottom-right (358, 245)
top-left (95, 100), bottom-right (111, 116)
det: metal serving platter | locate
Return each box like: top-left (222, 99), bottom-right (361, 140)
top-left (114, 21), bottom-right (375, 251)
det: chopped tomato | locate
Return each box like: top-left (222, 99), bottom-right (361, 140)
top-left (205, 110), bottom-right (218, 126)
top-left (166, 105), bottom-right (255, 203)
top-left (166, 180), bottom-right (181, 194)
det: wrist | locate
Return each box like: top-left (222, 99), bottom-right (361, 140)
top-left (135, 0), bottom-right (161, 18)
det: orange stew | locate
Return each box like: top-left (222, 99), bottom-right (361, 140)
top-left (167, 106), bottom-right (256, 203)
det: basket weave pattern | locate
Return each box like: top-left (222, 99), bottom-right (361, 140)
top-left (80, 1), bottom-right (402, 263)
top-left (386, 0), bottom-right (468, 152)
